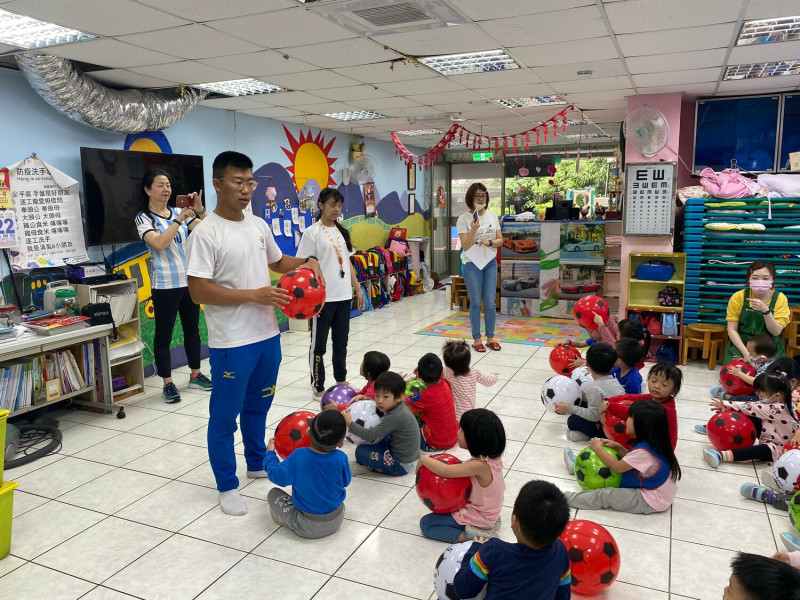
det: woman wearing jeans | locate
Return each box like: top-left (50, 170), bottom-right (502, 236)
top-left (456, 183), bottom-right (503, 352)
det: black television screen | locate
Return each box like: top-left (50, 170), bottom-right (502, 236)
top-left (80, 148), bottom-right (205, 245)
top-left (693, 95), bottom-right (780, 174)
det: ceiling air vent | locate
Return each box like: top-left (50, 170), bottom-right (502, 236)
top-left (351, 3), bottom-right (431, 27)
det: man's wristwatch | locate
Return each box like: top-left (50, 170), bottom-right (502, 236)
top-left (172, 219), bottom-right (182, 226)
top-left (305, 255), bottom-right (318, 263)
top-left (488, 239), bottom-right (493, 247)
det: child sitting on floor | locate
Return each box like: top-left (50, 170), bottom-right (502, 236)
top-left (603, 362), bottom-right (682, 450)
top-left (442, 339), bottom-right (499, 421)
top-left (264, 410), bottom-right (350, 539)
top-left (352, 350), bottom-right (391, 400)
top-left (450, 480), bottom-right (572, 600)
top-left (710, 334), bottom-right (777, 400)
top-left (725, 552), bottom-right (800, 599)
top-left (344, 371), bottom-right (421, 476)
top-left (611, 338), bottom-right (645, 394)
top-left (407, 353), bottom-right (459, 451)
top-left (564, 400), bottom-right (680, 514)
top-left (703, 372), bottom-right (799, 469)
top-left (555, 343), bottom-right (624, 441)
top-left (419, 408), bottom-right (506, 542)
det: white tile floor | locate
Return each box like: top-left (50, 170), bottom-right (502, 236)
top-left (1, 288), bottom-right (790, 599)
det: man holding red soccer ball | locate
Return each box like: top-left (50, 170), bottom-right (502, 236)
top-left (187, 151), bottom-right (324, 517)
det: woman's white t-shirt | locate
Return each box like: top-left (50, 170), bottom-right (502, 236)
top-left (296, 222), bottom-right (355, 302)
top-left (456, 210), bottom-right (501, 264)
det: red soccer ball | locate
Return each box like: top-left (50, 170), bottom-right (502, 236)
top-left (719, 359), bottom-right (756, 397)
top-left (706, 410), bottom-right (757, 451)
top-left (549, 344), bottom-right (583, 376)
top-left (415, 453), bottom-right (472, 515)
top-left (559, 519), bottom-right (621, 596)
top-left (573, 295), bottom-right (610, 331)
top-left (273, 410), bottom-right (315, 459)
top-left (782, 440), bottom-right (800, 456)
top-left (602, 399), bottom-right (636, 449)
top-left (276, 268), bottom-right (326, 320)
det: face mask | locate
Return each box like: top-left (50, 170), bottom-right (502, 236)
top-left (474, 202), bottom-right (486, 209)
top-left (749, 280), bottom-right (773, 293)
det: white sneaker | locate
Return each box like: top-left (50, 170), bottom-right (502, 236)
top-left (349, 460), bottom-right (373, 476)
top-left (567, 430), bottom-right (590, 442)
top-left (564, 447), bottom-right (576, 475)
top-left (760, 469), bottom-right (780, 490)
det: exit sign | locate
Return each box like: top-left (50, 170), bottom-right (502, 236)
top-left (472, 152), bottom-right (493, 161)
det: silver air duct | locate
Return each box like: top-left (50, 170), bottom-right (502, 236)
top-left (15, 50), bottom-right (208, 134)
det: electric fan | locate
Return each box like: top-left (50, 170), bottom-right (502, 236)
top-left (623, 104), bottom-right (670, 158)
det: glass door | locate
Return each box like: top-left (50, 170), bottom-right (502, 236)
top-left (431, 163), bottom-right (450, 278)
top-left (449, 163), bottom-right (505, 276)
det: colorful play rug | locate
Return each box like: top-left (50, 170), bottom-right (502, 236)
top-left (417, 313), bottom-right (585, 346)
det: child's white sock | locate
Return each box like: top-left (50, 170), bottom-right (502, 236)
top-left (219, 489), bottom-right (247, 515)
top-left (246, 470), bottom-right (268, 479)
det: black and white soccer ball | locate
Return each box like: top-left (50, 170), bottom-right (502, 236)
top-left (773, 449), bottom-right (800, 494)
top-left (345, 400), bottom-right (381, 444)
top-left (433, 541), bottom-right (487, 600)
top-left (541, 375), bottom-right (581, 412)
top-left (570, 366), bottom-right (594, 392)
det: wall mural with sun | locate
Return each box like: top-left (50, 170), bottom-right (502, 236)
top-left (0, 66), bottom-right (430, 374)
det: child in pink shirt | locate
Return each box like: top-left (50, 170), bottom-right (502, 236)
top-left (442, 339), bottom-right (499, 420)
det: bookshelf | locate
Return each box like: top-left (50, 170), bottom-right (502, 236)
top-left (603, 220), bottom-right (622, 314)
top-left (0, 324), bottom-right (116, 417)
top-left (77, 280), bottom-right (145, 405)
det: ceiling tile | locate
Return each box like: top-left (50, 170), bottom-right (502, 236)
top-left (238, 106), bottom-right (304, 118)
top-left (119, 24), bottom-right (263, 60)
top-left (265, 70), bottom-right (360, 91)
top-left (1, 0), bottom-right (189, 35)
top-left (287, 101), bottom-right (360, 114)
top-left (405, 89), bottom-right (485, 105)
top-left (87, 69), bottom-right (179, 88)
top-left (455, 0), bottom-right (595, 21)
top-left (282, 38), bottom-right (400, 69)
top-left (605, 0), bottom-right (743, 34)
top-left (533, 59), bottom-right (627, 82)
top-left (511, 37), bottom-right (619, 67)
top-left (447, 69), bottom-right (542, 89)
top-left (372, 24), bottom-right (498, 55)
top-left (582, 108), bottom-right (627, 121)
top-left (626, 49), bottom-right (727, 74)
top-left (128, 61), bottom-right (246, 84)
top-left (571, 99), bottom-right (629, 111)
top-left (729, 40), bottom-right (800, 65)
top-left (334, 61), bottom-right (438, 84)
top-left (348, 96), bottom-right (422, 110)
top-left (200, 97), bottom-right (272, 110)
top-left (396, 105), bottom-right (447, 117)
top-left (378, 77), bottom-right (465, 96)
top-left (249, 90), bottom-right (328, 106)
top-left (617, 24), bottom-right (736, 56)
top-left (478, 7), bottom-right (608, 46)
top-left (563, 89), bottom-right (634, 104)
top-left (717, 75), bottom-right (800, 94)
top-left (482, 84), bottom-right (560, 99)
top-left (632, 68), bottom-right (721, 88)
top-left (137, 0), bottom-right (294, 22)
top-left (744, 0), bottom-right (800, 19)
top-left (207, 7), bottom-right (356, 49)
top-left (322, 85), bottom-right (395, 101)
top-left (43, 39), bottom-right (178, 68)
top-left (635, 82), bottom-right (719, 96)
top-left (431, 102), bottom-right (490, 113)
top-left (198, 50), bottom-right (317, 78)
top-left (553, 75), bottom-right (633, 94)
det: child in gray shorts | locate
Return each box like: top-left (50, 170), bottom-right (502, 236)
top-left (265, 410), bottom-right (351, 538)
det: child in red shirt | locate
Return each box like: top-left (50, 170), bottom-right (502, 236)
top-left (601, 362), bottom-right (682, 450)
top-left (407, 353), bottom-right (459, 451)
top-left (352, 351), bottom-right (390, 400)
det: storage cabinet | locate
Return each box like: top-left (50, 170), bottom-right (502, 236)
top-left (627, 252), bottom-right (686, 362)
top-left (603, 220), bottom-right (622, 315)
top-left (77, 279), bottom-right (145, 403)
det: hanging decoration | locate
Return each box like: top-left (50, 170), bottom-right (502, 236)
top-left (390, 105), bottom-right (574, 169)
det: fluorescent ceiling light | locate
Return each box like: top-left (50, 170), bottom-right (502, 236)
top-left (395, 129), bottom-right (443, 136)
top-left (0, 8), bottom-right (96, 49)
top-left (723, 60), bottom-right (800, 80)
top-left (737, 16), bottom-right (800, 45)
top-left (323, 110), bottom-right (389, 121)
top-left (196, 78), bottom-right (284, 96)
top-left (494, 96), bottom-right (567, 109)
top-left (420, 49), bottom-right (520, 76)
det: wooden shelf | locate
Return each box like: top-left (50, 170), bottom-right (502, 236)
top-left (627, 305), bottom-right (683, 312)
top-left (10, 385), bottom-right (95, 417)
top-left (111, 353), bottom-right (142, 367)
top-left (651, 334), bottom-right (682, 340)
top-left (628, 278), bottom-right (685, 286)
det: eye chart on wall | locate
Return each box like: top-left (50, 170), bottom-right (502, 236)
top-left (623, 162), bottom-right (676, 236)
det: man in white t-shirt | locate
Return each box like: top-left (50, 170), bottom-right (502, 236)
top-left (186, 151), bottom-right (323, 516)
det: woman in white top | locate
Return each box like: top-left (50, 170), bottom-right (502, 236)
top-left (456, 183), bottom-right (503, 352)
top-left (135, 169), bottom-right (211, 404)
top-left (297, 188), bottom-right (365, 398)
